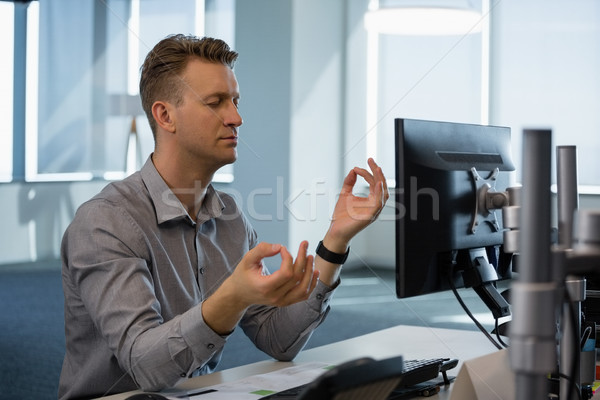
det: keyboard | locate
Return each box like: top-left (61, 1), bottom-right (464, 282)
top-left (387, 358), bottom-right (458, 399)
top-left (395, 358), bottom-right (457, 387)
top-left (258, 357), bottom-right (458, 399)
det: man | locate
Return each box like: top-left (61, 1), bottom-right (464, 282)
top-left (59, 34), bottom-right (388, 399)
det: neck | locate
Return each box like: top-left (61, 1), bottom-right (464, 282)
top-left (151, 152), bottom-right (214, 216)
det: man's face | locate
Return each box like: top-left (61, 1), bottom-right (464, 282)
top-left (171, 58), bottom-right (242, 173)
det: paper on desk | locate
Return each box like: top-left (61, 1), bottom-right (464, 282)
top-left (185, 362), bottom-right (331, 399)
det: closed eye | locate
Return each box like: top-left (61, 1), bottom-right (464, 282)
top-left (204, 98), bottom-right (221, 107)
top-left (203, 95), bottom-right (239, 109)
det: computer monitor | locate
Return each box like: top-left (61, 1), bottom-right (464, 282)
top-left (394, 118), bottom-right (516, 319)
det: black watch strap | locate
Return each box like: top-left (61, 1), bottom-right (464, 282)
top-left (316, 240), bottom-right (349, 265)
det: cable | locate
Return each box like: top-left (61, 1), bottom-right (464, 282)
top-left (448, 264), bottom-right (503, 350)
top-left (580, 326), bottom-right (592, 351)
top-left (494, 318), bottom-right (509, 348)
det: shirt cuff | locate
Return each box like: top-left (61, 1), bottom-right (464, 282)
top-left (308, 278), bottom-right (339, 313)
top-left (179, 305), bottom-right (228, 367)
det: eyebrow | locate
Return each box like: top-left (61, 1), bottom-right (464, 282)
top-left (200, 91), bottom-right (240, 102)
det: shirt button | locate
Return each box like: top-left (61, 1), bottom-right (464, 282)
top-left (180, 373), bottom-right (186, 377)
top-left (207, 343), bottom-right (215, 349)
top-left (199, 267), bottom-right (205, 275)
top-left (316, 293), bottom-right (324, 300)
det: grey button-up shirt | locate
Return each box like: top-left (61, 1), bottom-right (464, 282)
top-left (59, 158), bottom-right (335, 400)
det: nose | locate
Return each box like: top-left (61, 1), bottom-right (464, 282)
top-left (224, 102), bottom-right (243, 128)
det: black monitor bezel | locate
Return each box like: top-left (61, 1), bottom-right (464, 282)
top-left (394, 118), bottom-right (515, 300)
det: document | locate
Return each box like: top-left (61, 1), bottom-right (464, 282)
top-left (181, 362), bottom-right (331, 399)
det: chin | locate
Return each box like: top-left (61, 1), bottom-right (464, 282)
top-left (222, 154), bottom-right (237, 165)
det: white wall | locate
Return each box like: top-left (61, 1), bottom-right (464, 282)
top-left (231, 0), bottom-right (293, 250)
top-left (286, 0), bottom-right (396, 267)
top-left (287, 0), bottom-right (346, 254)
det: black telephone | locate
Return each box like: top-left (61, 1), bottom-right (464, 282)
top-left (260, 355), bottom-right (458, 400)
top-left (297, 355), bottom-right (405, 400)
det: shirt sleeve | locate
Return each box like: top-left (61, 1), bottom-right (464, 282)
top-left (63, 200), bottom-right (229, 392)
top-left (239, 278), bottom-right (339, 361)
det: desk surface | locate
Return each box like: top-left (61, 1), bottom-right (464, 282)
top-left (98, 325), bottom-right (500, 399)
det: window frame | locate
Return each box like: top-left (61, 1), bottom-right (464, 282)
top-left (5, 0), bottom-right (235, 184)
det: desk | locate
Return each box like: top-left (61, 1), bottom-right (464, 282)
top-left (98, 325), bottom-right (500, 399)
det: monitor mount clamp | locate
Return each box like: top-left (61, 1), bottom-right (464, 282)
top-left (469, 167), bottom-right (510, 235)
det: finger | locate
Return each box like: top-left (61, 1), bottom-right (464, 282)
top-left (367, 157), bottom-right (382, 174)
top-left (297, 254), bottom-right (314, 294)
top-left (243, 242), bottom-right (282, 269)
top-left (300, 266), bottom-right (320, 299)
top-left (368, 158), bottom-right (389, 195)
top-left (295, 240), bottom-right (308, 265)
top-left (259, 245), bottom-right (296, 290)
top-left (373, 181), bottom-right (386, 218)
top-left (294, 240), bottom-right (309, 274)
top-left (264, 253), bottom-right (310, 306)
top-left (272, 245), bottom-right (313, 295)
top-left (351, 168), bottom-right (382, 207)
top-left (375, 174), bottom-right (389, 205)
top-left (279, 245), bottom-right (294, 276)
top-left (281, 242), bottom-right (312, 284)
top-left (340, 169), bottom-right (358, 195)
top-left (352, 166), bottom-right (375, 187)
top-left (360, 159), bottom-right (389, 208)
top-left (281, 255), bottom-right (316, 303)
top-left (279, 244), bottom-right (307, 290)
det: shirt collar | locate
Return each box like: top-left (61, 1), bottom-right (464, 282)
top-left (140, 156), bottom-right (225, 225)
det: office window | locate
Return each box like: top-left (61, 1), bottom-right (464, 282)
top-left (0, 2), bottom-right (14, 182)
top-left (31, 0), bottom-right (203, 181)
top-left (354, 0), bottom-right (600, 191)
top-left (351, 1), bottom-right (485, 183)
top-left (493, 0), bottom-right (600, 190)
top-left (368, 30), bottom-right (484, 179)
top-left (5, 0), bottom-right (234, 183)
top-left (346, 0), bottom-right (600, 194)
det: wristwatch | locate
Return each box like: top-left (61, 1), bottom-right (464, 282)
top-left (316, 240), bottom-right (350, 265)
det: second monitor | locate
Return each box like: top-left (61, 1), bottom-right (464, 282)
top-left (394, 118), bottom-right (516, 319)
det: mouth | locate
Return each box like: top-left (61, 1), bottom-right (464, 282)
top-left (222, 128), bottom-right (238, 141)
top-left (221, 135), bottom-right (238, 144)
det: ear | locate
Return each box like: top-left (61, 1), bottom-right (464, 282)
top-left (152, 101), bottom-right (176, 133)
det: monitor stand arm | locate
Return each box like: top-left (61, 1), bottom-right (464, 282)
top-left (462, 248), bottom-right (511, 319)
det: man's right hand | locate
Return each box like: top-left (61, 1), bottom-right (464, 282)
top-left (230, 241), bottom-right (319, 307)
top-left (201, 241), bottom-right (319, 335)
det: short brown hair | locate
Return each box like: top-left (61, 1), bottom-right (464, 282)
top-left (139, 34), bottom-right (239, 137)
